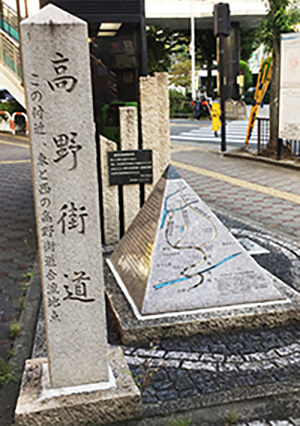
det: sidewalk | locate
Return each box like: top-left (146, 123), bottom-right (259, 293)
top-left (1, 134), bottom-right (300, 425)
top-left (171, 144), bottom-right (300, 242)
top-left (0, 134), bottom-right (39, 426)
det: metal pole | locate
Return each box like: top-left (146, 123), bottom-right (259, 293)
top-left (140, 0), bottom-right (148, 76)
top-left (219, 34), bottom-right (226, 152)
top-left (191, 0), bottom-right (196, 100)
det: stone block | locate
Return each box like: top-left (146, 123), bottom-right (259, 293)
top-left (155, 72), bottom-right (171, 175)
top-left (100, 135), bottom-right (120, 244)
top-left (119, 106), bottom-right (140, 232)
top-left (139, 75), bottom-right (159, 200)
top-left (14, 347), bottom-right (142, 426)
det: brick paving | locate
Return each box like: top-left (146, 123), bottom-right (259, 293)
top-left (0, 135), bottom-right (36, 424)
top-left (171, 145), bottom-right (300, 241)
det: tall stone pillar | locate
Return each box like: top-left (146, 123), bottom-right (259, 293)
top-left (223, 22), bottom-right (240, 100)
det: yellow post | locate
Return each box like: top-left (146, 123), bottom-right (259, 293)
top-left (245, 55), bottom-right (272, 147)
top-left (211, 100), bottom-right (221, 137)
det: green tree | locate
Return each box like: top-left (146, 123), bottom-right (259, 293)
top-left (147, 27), bottom-right (190, 75)
top-left (169, 49), bottom-right (192, 91)
top-left (240, 27), bottom-right (262, 61)
top-left (240, 60), bottom-right (253, 91)
top-left (195, 29), bottom-right (217, 97)
top-left (258, 0), bottom-right (300, 154)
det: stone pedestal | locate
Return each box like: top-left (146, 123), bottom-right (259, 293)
top-left (15, 347), bottom-right (141, 426)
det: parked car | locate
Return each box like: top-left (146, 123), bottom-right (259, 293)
top-left (0, 89), bottom-right (14, 103)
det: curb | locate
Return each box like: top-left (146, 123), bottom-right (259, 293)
top-left (224, 151), bottom-right (300, 171)
top-left (211, 204), bottom-right (300, 251)
top-left (0, 259), bottom-right (41, 426)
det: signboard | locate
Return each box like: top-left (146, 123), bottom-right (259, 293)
top-left (279, 33), bottom-right (300, 140)
top-left (108, 149), bottom-right (153, 185)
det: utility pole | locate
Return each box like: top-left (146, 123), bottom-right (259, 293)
top-left (213, 3), bottom-right (231, 152)
top-left (190, 0), bottom-right (196, 100)
top-left (140, 0), bottom-right (148, 76)
top-left (219, 35), bottom-right (226, 152)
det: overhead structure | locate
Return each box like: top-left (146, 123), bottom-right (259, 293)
top-left (145, 0), bottom-right (267, 30)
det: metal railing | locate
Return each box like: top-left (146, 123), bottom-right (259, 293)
top-left (0, 30), bottom-right (22, 82)
top-left (257, 117), bottom-right (270, 154)
top-left (0, 2), bottom-right (22, 84)
top-left (257, 117), bottom-right (300, 160)
top-left (0, 2), bottom-right (19, 42)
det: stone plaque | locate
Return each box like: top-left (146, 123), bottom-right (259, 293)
top-left (108, 149), bottom-right (153, 185)
top-left (109, 165), bottom-right (285, 316)
top-left (21, 5), bottom-right (108, 388)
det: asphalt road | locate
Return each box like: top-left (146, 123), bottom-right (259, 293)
top-left (170, 106), bottom-right (270, 149)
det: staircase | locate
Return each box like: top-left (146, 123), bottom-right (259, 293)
top-left (0, 3), bottom-right (25, 107)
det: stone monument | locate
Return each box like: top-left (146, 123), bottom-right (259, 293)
top-left (106, 165), bottom-right (300, 345)
top-left (15, 5), bottom-right (141, 424)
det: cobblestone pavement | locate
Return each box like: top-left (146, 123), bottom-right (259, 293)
top-left (124, 322), bottom-right (300, 404)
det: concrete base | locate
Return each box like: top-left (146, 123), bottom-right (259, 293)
top-left (14, 347), bottom-right (142, 426)
top-left (105, 262), bottom-right (300, 346)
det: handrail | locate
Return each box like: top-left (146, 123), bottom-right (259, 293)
top-left (0, 29), bottom-right (22, 83)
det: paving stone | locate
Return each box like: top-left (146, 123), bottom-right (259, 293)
top-left (200, 353), bottom-right (225, 362)
top-left (182, 360), bottom-right (217, 372)
top-left (218, 363), bottom-right (239, 372)
top-left (177, 388), bottom-right (198, 398)
top-left (150, 367), bottom-right (169, 382)
top-left (226, 354), bottom-right (245, 363)
top-left (134, 348), bottom-right (166, 358)
top-left (0, 323), bottom-right (10, 340)
top-left (152, 379), bottom-right (173, 392)
top-left (168, 369), bottom-right (195, 391)
top-left (165, 351), bottom-right (199, 361)
top-left (156, 389), bottom-right (177, 401)
top-left (233, 372), bottom-right (257, 387)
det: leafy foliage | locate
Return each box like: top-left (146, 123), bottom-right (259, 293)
top-left (125, 343), bottom-right (162, 394)
top-left (0, 359), bottom-right (20, 386)
top-left (169, 89), bottom-right (193, 116)
top-left (169, 49), bottom-right (191, 90)
top-left (166, 419), bottom-right (191, 426)
top-left (239, 60), bottom-right (253, 91)
top-left (240, 27), bottom-right (262, 61)
top-left (258, 0), bottom-right (300, 49)
top-left (9, 322), bottom-right (20, 340)
top-left (0, 100), bottom-right (25, 115)
top-left (147, 27), bottom-right (191, 75)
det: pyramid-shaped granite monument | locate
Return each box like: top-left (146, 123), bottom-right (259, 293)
top-left (108, 165), bottom-right (285, 317)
